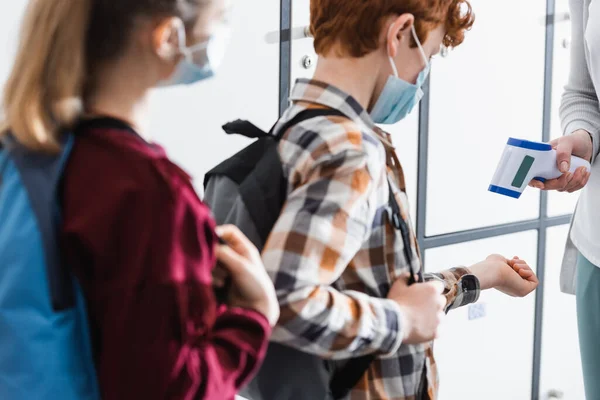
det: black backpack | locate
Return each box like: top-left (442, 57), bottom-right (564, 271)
top-left (203, 109), bottom-right (417, 400)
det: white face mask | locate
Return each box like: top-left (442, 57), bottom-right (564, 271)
top-left (159, 19), bottom-right (230, 87)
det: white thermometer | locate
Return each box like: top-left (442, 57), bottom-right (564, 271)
top-left (489, 138), bottom-right (591, 199)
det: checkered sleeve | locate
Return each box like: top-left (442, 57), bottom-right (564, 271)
top-left (262, 121), bottom-right (404, 360)
top-left (425, 268), bottom-right (481, 312)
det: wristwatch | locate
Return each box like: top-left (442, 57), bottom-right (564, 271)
top-left (459, 273), bottom-right (480, 305)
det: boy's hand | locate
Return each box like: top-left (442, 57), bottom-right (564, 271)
top-left (494, 256), bottom-right (539, 297)
top-left (469, 254), bottom-right (538, 297)
top-left (388, 276), bottom-right (446, 344)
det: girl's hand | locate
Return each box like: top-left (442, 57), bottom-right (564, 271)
top-left (215, 225), bottom-right (280, 326)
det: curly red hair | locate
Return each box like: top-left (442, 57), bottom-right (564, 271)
top-left (310, 0), bottom-right (474, 57)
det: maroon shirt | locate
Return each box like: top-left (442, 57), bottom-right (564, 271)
top-left (60, 118), bottom-right (270, 400)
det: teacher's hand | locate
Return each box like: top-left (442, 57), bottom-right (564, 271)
top-left (529, 130), bottom-right (592, 193)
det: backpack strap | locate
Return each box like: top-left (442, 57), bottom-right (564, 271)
top-left (387, 181), bottom-right (423, 285)
top-left (234, 108), bottom-right (349, 242)
top-left (2, 133), bottom-right (77, 311)
top-left (220, 108), bottom-right (348, 141)
top-left (222, 119), bottom-right (269, 139)
top-left (272, 108), bottom-right (346, 140)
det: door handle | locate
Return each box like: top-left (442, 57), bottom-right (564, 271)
top-left (554, 12), bottom-right (570, 23)
top-left (540, 12), bottom-right (570, 25)
top-left (265, 26), bottom-right (312, 44)
top-left (547, 389), bottom-right (564, 399)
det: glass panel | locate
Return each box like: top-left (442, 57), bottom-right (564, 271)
top-left (426, 0), bottom-right (546, 236)
top-left (548, 0), bottom-right (581, 217)
top-left (0, 3), bottom-right (28, 87)
top-left (539, 225), bottom-right (585, 399)
top-left (388, 111), bottom-right (419, 227)
top-left (147, 0), bottom-right (281, 191)
top-left (426, 231), bottom-right (538, 400)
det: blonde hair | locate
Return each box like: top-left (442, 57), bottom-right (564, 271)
top-left (1, 0), bottom-right (205, 153)
top-left (1, 0), bottom-right (91, 152)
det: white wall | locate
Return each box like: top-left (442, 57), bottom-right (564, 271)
top-left (0, 2), bottom-right (28, 90)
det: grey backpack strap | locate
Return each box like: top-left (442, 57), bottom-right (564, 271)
top-left (0, 138), bottom-right (10, 185)
top-left (4, 133), bottom-right (76, 310)
top-left (272, 108), bottom-right (346, 139)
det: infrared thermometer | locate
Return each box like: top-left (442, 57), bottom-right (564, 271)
top-left (488, 138), bottom-right (591, 199)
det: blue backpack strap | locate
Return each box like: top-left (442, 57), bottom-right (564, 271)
top-left (2, 133), bottom-right (76, 311)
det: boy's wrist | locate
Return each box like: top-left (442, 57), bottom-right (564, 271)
top-left (467, 262), bottom-right (499, 291)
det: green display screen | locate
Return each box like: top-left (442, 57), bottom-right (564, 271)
top-left (512, 155), bottom-right (535, 188)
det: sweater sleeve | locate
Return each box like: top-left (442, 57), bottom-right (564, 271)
top-left (560, 0), bottom-right (600, 162)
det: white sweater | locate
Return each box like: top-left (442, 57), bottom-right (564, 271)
top-left (560, 0), bottom-right (600, 272)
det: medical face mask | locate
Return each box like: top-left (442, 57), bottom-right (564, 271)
top-left (369, 25), bottom-right (431, 125)
top-left (160, 21), bottom-right (230, 86)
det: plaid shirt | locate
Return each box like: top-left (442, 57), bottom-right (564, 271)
top-left (262, 79), bottom-right (480, 400)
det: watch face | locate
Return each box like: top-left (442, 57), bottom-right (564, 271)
top-left (462, 274), bottom-right (479, 291)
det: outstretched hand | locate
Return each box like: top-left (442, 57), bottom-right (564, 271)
top-left (469, 254), bottom-right (539, 297)
top-left (492, 255), bottom-right (539, 297)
